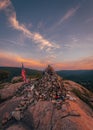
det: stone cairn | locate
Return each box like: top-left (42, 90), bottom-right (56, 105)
top-left (2, 65), bottom-right (67, 125)
top-left (33, 65), bottom-right (66, 102)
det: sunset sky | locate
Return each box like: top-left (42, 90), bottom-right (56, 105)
top-left (0, 0), bottom-right (93, 70)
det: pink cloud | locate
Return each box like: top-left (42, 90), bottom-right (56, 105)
top-left (0, 52), bottom-right (46, 69)
top-left (0, 0), bottom-right (10, 10)
top-left (0, 52), bottom-right (93, 70)
top-left (54, 56), bottom-right (93, 70)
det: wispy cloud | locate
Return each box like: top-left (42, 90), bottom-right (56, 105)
top-left (57, 5), bottom-right (80, 25)
top-left (86, 17), bottom-right (93, 23)
top-left (0, 0), bottom-right (59, 52)
top-left (40, 54), bottom-right (56, 65)
top-left (0, 0), bottom-right (10, 10)
top-left (0, 38), bottom-right (25, 46)
top-left (62, 34), bottom-right (93, 51)
top-left (47, 4), bottom-right (80, 32)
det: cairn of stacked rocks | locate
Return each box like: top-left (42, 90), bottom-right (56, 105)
top-left (33, 65), bottom-right (66, 104)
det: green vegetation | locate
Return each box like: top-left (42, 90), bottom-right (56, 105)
top-left (81, 87), bottom-right (93, 97)
top-left (0, 70), bottom-right (10, 83)
top-left (0, 67), bottom-right (42, 82)
top-left (28, 72), bottom-right (42, 79)
top-left (11, 77), bottom-right (23, 84)
top-left (72, 88), bottom-right (93, 109)
top-left (0, 84), bottom-right (4, 89)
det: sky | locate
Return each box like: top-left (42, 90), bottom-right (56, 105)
top-left (0, 0), bottom-right (93, 70)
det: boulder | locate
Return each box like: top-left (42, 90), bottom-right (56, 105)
top-left (0, 82), bottom-right (23, 101)
top-left (11, 76), bottom-right (23, 83)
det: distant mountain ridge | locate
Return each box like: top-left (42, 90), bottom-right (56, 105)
top-left (0, 67), bottom-right (93, 92)
top-left (57, 70), bottom-right (93, 81)
top-left (0, 66), bottom-right (41, 81)
top-left (57, 70), bottom-right (93, 92)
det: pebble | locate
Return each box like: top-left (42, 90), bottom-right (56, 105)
top-left (12, 111), bottom-right (23, 121)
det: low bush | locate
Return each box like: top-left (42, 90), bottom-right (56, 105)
top-left (72, 88), bottom-right (93, 109)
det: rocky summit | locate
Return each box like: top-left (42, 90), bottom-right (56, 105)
top-left (0, 65), bottom-right (93, 130)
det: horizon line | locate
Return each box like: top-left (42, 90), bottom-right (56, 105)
top-left (0, 66), bottom-right (93, 71)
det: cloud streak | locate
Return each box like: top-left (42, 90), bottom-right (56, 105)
top-left (57, 5), bottom-right (80, 25)
top-left (47, 4), bottom-right (80, 32)
top-left (86, 17), bottom-right (93, 23)
top-left (0, 0), bottom-right (59, 51)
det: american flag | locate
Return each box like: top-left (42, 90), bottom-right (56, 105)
top-left (21, 63), bottom-right (26, 82)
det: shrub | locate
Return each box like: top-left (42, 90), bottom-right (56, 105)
top-left (28, 72), bottom-right (42, 79)
top-left (0, 70), bottom-right (10, 82)
top-left (11, 76), bottom-right (23, 83)
top-left (72, 88), bottom-right (93, 109)
top-left (0, 84), bottom-right (4, 89)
